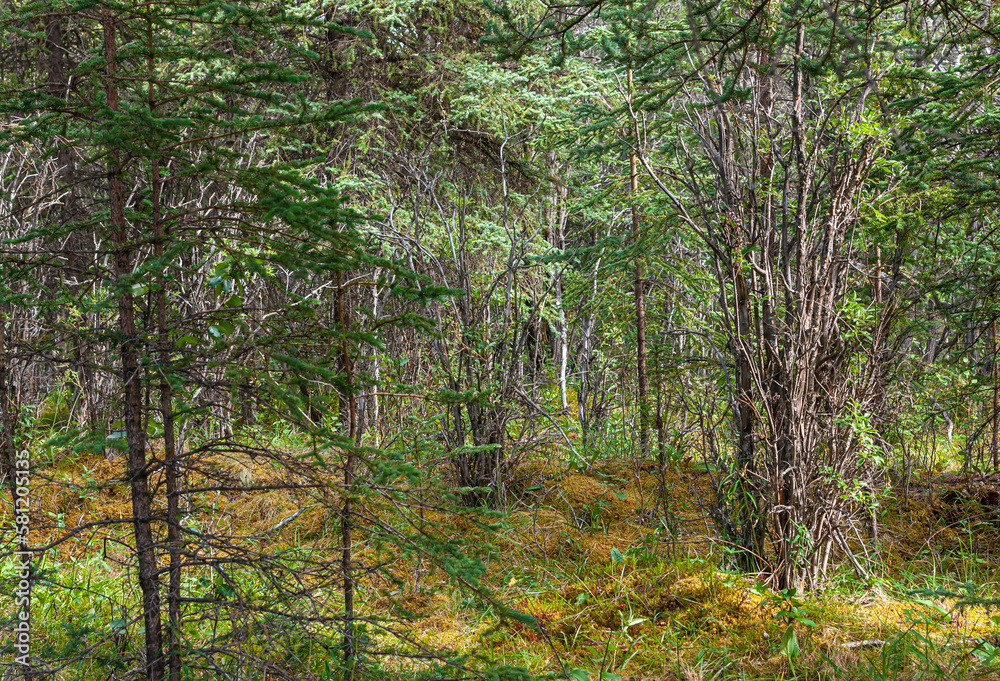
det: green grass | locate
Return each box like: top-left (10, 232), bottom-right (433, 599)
top-left (6, 431), bottom-right (1000, 680)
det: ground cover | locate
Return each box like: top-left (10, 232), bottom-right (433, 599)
top-left (4, 449), bottom-right (1000, 680)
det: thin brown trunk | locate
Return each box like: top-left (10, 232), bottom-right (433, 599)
top-left (653, 341), bottom-right (669, 516)
top-left (147, 20), bottom-right (181, 680)
top-left (46, 15), bottom-right (98, 432)
top-left (733, 268), bottom-right (760, 570)
top-left (993, 319), bottom-right (999, 472)
top-left (775, 23), bottom-right (808, 592)
top-left (338, 272), bottom-right (356, 681)
top-left (156, 166), bottom-right (181, 681)
top-left (628, 67), bottom-right (650, 456)
top-left (105, 11), bottom-right (163, 680)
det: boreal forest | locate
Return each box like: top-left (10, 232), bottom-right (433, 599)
top-left (1, 1), bottom-right (1000, 680)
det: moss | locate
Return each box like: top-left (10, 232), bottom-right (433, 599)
top-left (36, 392), bottom-right (70, 429)
top-left (21, 449), bottom-right (1000, 680)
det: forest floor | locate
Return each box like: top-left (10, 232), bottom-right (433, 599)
top-left (9, 449), bottom-right (1000, 680)
top-left (405, 459), bottom-right (1000, 680)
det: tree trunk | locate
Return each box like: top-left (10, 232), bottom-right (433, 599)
top-left (105, 11), bottom-right (164, 680)
top-left (628, 67), bottom-right (650, 457)
top-left (993, 319), bottom-right (999, 472)
top-left (147, 21), bottom-right (182, 677)
top-left (338, 272), bottom-right (357, 681)
top-left (733, 268), bottom-right (762, 571)
top-left (551, 161), bottom-right (569, 412)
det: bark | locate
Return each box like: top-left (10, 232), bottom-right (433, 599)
top-left (147, 21), bottom-right (182, 679)
top-left (338, 272), bottom-right (356, 681)
top-left (993, 319), bottom-right (999, 472)
top-left (104, 11), bottom-right (164, 680)
top-left (550, 155), bottom-right (569, 412)
top-left (733, 268), bottom-right (762, 571)
top-left (671, 20), bottom-right (882, 589)
top-left (628, 67), bottom-right (650, 457)
top-left (45, 15), bottom-right (101, 433)
top-left (239, 381), bottom-right (255, 427)
top-left (370, 277), bottom-right (382, 446)
top-left (773, 24), bottom-right (811, 591)
top-left (578, 237), bottom-right (604, 451)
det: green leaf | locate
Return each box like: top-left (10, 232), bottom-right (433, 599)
top-left (973, 642), bottom-right (999, 665)
top-left (610, 548), bottom-right (624, 563)
top-left (780, 625), bottom-right (800, 658)
top-left (569, 669), bottom-right (590, 681)
top-left (912, 598), bottom-right (948, 616)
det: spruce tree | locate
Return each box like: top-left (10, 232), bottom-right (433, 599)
top-left (1, 2), bottom-right (489, 679)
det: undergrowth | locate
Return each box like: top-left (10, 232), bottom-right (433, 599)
top-left (3, 432), bottom-right (1000, 680)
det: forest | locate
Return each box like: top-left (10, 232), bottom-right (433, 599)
top-left (1, 0), bottom-right (999, 679)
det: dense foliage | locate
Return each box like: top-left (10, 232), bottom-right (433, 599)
top-left (1, 0), bottom-right (998, 679)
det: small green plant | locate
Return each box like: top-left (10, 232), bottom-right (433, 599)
top-left (752, 586), bottom-right (817, 659)
top-left (568, 669), bottom-right (620, 681)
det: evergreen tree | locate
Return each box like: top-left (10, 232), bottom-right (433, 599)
top-left (1, 2), bottom-right (492, 679)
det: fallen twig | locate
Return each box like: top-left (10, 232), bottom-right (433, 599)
top-left (841, 639), bottom-right (885, 649)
